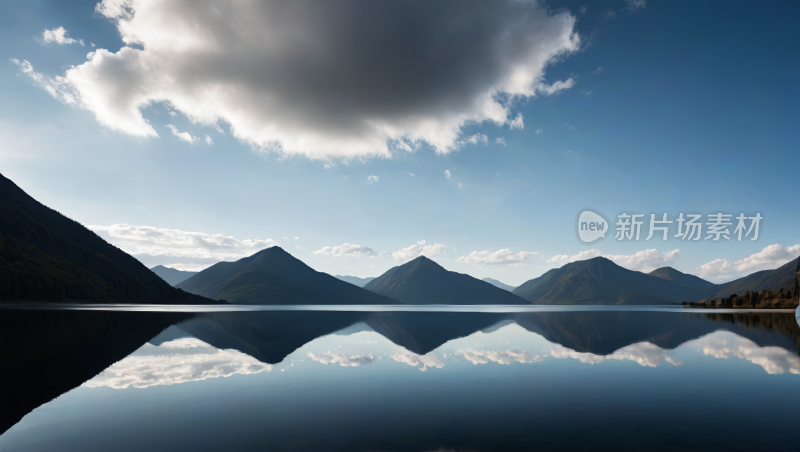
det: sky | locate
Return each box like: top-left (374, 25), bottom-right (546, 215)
top-left (1, 0), bottom-right (798, 286)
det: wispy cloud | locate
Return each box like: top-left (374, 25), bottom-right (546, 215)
top-left (391, 240), bottom-right (446, 262)
top-left (166, 124), bottom-right (195, 144)
top-left (547, 248), bottom-right (680, 272)
top-left (456, 249), bottom-right (539, 266)
top-left (41, 27), bottom-right (84, 46)
top-left (314, 243), bottom-right (376, 257)
top-left (307, 351), bottom-right (373, 367)
top-left (88, 224), bottom-right (278, 270)
top-left (695, 244), bottom-right (800, 282)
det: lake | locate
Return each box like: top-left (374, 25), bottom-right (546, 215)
top-left (2, 306), bottom-right (799, 451)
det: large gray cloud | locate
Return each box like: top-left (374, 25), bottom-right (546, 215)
top-left (16, 0), bottom-right (579, 159)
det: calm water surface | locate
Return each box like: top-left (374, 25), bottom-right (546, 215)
top-left (1, 306), bottom-right (799, 451)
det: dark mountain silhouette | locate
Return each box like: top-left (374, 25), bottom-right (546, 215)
top-left (512, 257), bottom-right (697, 304)
top-left (0, 309), bottom-right (192, 435)
top-left (335, 275), bottom-right (376, 287)
top-left (150, 265), bottom-right (198, 286)
top-left (514, 256), bottom-right (800, 305)
top-left (648, 267), bottom-right (714, 289)
top-left (0, 173), bottom-right (212, 304)
top-left (177, 247), bottom-right (399, 304)
top-left (363, 256), bottom-right (528, 304)
top-left (700, 257), bottom-right (798, 300)
top-left (482, 277), bottom-right (516, 291)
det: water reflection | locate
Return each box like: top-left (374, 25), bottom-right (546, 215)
top-left (2, 307), bottom-right (800, 446)
top-left (84, 337), bottom-right (272, 389)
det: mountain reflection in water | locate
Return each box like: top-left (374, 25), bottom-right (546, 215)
top-left (1, 308), bottom-right (799, 451)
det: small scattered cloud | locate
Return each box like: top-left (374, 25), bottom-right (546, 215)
top-left (579, 6), bottom-right (587, 15)
top-left (444, 169), bottom-right (462, 188)
top-left (391, 352), bottom-right (444, 371)
top-left (458, 133), bottom-right (488, 148)
top-left (547, 248), bottom-right (680, 272)
top-left (313, 243), bottom-right (376, 257)
top-left (391, 240), bottom-right (447, 262)
top-left (563, 123), bottom-right (576, 131)
top-left (495, 137), bottom-right (506, 146)
top-left (591, 67), bottom-right (603, 76)
top-left (41, 27), bottom-right (84, 46)
top-left (307, 351), bottom-right (373, 367)
top-left (409, 173), bottom-right (415, 176)
top-left (456, 249), bottom-right (539, 266)
top-left (550, 342), bottom-right (680, 368)
top-left (166, 124), bottom-right (195, 144)
top-left (87, 224), bottom-right (278, 270)
top-left (509, 113), bottom-right (524, 130)
top-left (367, 175), bottom-right (379, 183)
top-left (534, 128), bottom-right (543, 135)
top-left (535, 78), bottom-right (575, 96)
top-left (204, 135), bottom-right (213, 145)
top-left (459, 349), bottom-right (542, 365)
top-left (695, 244), bottom-right (800, 282)
top-left (626, 0), bottom-right (647, 10)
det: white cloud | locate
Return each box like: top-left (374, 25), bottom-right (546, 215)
top-left (534, 128), bottom-right (543, 134)
top-left (204, 135), bottom-right (213, 145)
top-left (391, 352), bottom-right (444, 371)
top-left (391, 239), bottom-right (447, 262)
top-left (459, 349), bottom-right (542, 365)
top-left (166, 124), bottom-right (194, 144)
top-left (509, 113), bottom-right (524, 130)
top-left (88, 223), bottom-right (278, 270)
top-left (685, 331), bottom-right (800, 375)
top-left (546, 248), bottom-right (680, 272)
top-left (409, 173), bottom-right (415, 176)
top-left (591, 67), bottom-right (603, 75)
top-left (458, 133), bottom-right (488, 147)
top-left (695, 244), bottom-right (800, 282)
top-left (367, 175), bottom-right (379, 183)
top-left (626, 0), bottom-right (647, 10)
top-left (535, 78), bottom-right (575, 96)
top-left (41, 26), bottom-right (84, 46)
top-left (549, 342), bottom-right (680, 368)
top-left (83, 338), bottom-right (271, 389)
top-left (456, 249), bottom-right (539, 266)
top-left (495, 137), bottom-right (506, 146)
top-left (313, 243), bottom-right (376, 257)
top-left (444, 169), bottom-right (462, 188)
top-left (307, 351), bottom-right (373, 367)
top-left (18, 0), bottom-right (580, 160)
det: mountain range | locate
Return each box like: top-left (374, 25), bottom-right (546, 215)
top-left (0, 173), bottom-right (211, 304)
top-left (512, 256), bottom-right (798, 305)
top-left (151, 265), bottom-right (198, 286)
top-left (176, 247), bottom-right (397, 304)
top-left (482, 277), bottom-right (516, 291)
top-left (363, 256), bottom-right (528, 304)
top-left (334, 275), bottom-right (376, 287)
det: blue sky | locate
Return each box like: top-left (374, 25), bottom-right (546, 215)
top-left (1, 0), bottom-right (798, 285)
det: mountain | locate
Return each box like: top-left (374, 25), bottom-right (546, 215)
top-left (363, 256), bottom-right (528, 304)
top-left (512, 257), bottom-right (698, 305)
top-left (701, 257), bottom-right (799, 300)
top-left (514, 256), bottom-right (800, 305)
top-left (177, 247), bottom-right (399, 304)
top-left (482, 277), bottom-right (516, 291)
top-left (648, 267), bottom-right (714, 289)
top-left (335, 275), bottom-right (376, 287)
top-left (151, 265), bottom-right (198, 286)
top-left (0, 173), bottom-right (212, 304)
